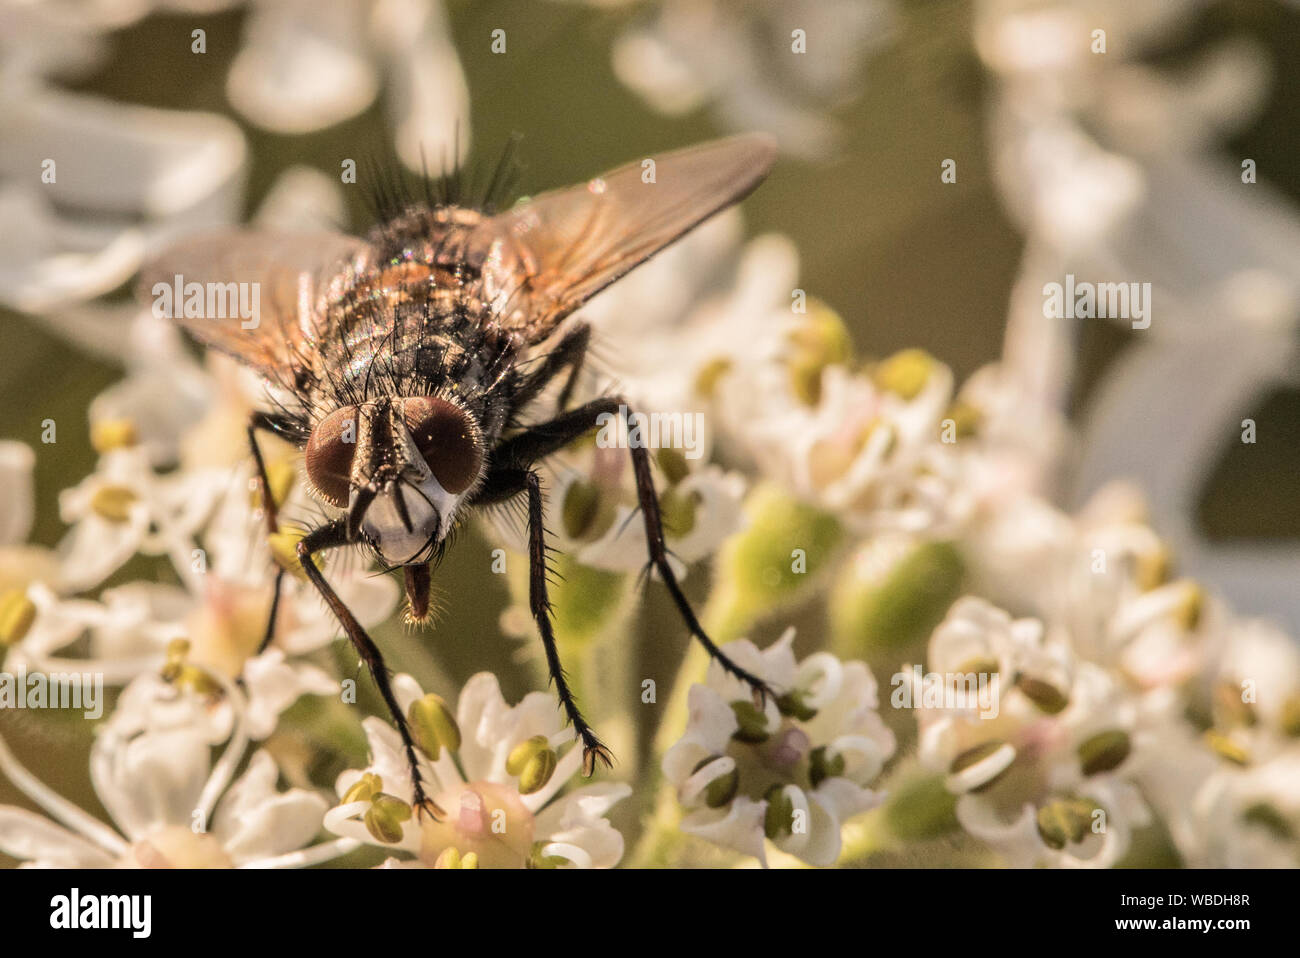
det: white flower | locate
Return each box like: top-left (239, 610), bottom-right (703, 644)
top-left (916, 599), bottom-right (1156, 868)
top-left (227, 0), bottom-right (470, 171)
top-left (1188, 749), bottom-right (1300, 868)
top-left (325, 672), bottom-right (630, 868)
top-left (0, 441), bottom-right (59, 592)
top-left (663, 629), bottom-right (894, 866)
top-left (0, 669), bottom-right (351, 868)
top-left (0, 84), bottom-right (244, 317)
top-left (608, 0), bottom-right (897, 158)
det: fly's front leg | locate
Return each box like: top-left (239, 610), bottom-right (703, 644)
top-left (475, 396), bottom-right (775, 704)
top-left (298, 520), bottom-right (444, 822)
top-left (525, 470), bottom-right (612, 775)
top-left (624, 425), bottom-right (774, 704)
top-left (247, 411), bottom-right (289, 656)
top-left (512, 322), bottom-right (591, 414)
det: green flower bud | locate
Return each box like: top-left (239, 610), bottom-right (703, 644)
top-left (829, 537), bottom-right (963, 662)
top-left (942, 400), bottom-right (981, 438)
top-left (809, 746), bottom-right (846, 788)
top-left (1204, 729), bottom-right (1250, 766)
top-left (763, 786), bottom-right (795, 840)
top-left (90, 485), bottom-right (137, 522)
top-left (1077, 730), bottom-right (1131, 776)
top-left (432, 846), bottom-right (478, 869)
top-left (785, 303), bottom-right (854, 406)
top-left (873, 348), bottom-right (936, 400)
top-left (730, 700), bottom-right (771, 744)
top-left (659, 487), bottom-right (700, 539)
top-left (90, 418), bottom-right (139, 453)
top-left (1240, 803), bottom-right (1294, 841)
top-left (1036, 797), bottom-right (1095, 850)
top-left (517, 745), bottom-right (559, 795)
top-left (342, 772), bottom-right (383, 805)
top-left (364, 794), bottom-right (412, 844)
top-left (776, 689), bottom-right (818, 722)
top-left (268, 526), bottom-right (320, 579)
top-left (706, 483), bottom-right (844, 642)
top-left (1281, 696), bottom-right (1300, 738)
top-left (694, 357), bottom-right (733, 399)
top-left (0, 590), bottom-right (37, 647)
top-left (561, 478), bottom-right (602, 540)
top-left (1017, 675), bottom-right (1069, 715)
top-left (408, 693), bottom-right (461, 760)
top-left (507, 735), bottom-right (552, 777)
top-left (528, 841), bottom-right (568, 869)
top-left (883, 773), bottom-right (960, 842)
top-left (656, 447), bottom-right (691, 486)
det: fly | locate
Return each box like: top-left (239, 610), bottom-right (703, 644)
top-left (141, 134), bottom-right (779, 819)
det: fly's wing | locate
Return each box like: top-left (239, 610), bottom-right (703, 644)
top-left (138, 230), bottom-right (370, 381)
top-left (473, 133), bottom-right (777, 341)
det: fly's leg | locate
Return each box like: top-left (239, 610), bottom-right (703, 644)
top-left (511, 321), bottom-right (591, 414)
top-left (525, 470), bottom-right (612, 775)
top-left (297, 520), bottom-right (444, 822)
top-left (247, 412), bottom-right (288, 656)
top-left (474, 396), bottom-right (775, 704)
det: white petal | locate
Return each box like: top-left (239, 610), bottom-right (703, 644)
top-left (0, 806), bottom-right (115, 868)
top-left (227, 0), bottom-right (379, 133)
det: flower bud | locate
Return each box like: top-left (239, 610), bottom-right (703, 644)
top-left (342, 772), bottom-right (384, 805)
top-left (0, 589), bottom-right (37, 647)
top-left (408, 693), bottom-right (461, 760)
top-left (1017, 675), bottom-right (1069, 715)
top-left (873, 348), bottom-right (936, 400)
top-left (268, 526), bottom-right (320, 579)
top-left (507, 735), bottom-right (550, 775)
top-left (809, 746), bottom-right (846, 788)
top-left (90, 485), bottom-right (137, 522)
top-left (763, 785), bottom-right (795, 840)
top-left (364, 794), bottom-right (412, 844)
top-left (517, 745), bottom-right (558, 795)
top-left (730, 700), bottom-right (771, 744)
top-left (1077, 730), bottom-right (1131, 776)
top-left (1036, 797), bottom-right (1096, 851)
top-left (90, 419), bottom-right (139, 453)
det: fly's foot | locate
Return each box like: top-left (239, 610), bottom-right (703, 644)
top-left (580, 736), bottom-right (614, 778)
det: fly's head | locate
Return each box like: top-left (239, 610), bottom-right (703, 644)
top-left (303, 396), bottom-right (485, 567)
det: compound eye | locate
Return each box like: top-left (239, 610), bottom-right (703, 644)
top-left (303, 405), bottom-right (359, 507)
top-left (401, 397), bottom-right (483, 494)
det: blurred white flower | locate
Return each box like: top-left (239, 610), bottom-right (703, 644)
top-left (228, 0), bottom-right (470, 170)
top-left (0, 84), bottom-right (245, 319)
top-left (663, 629), bottom-right (894, 866)
top-left (0, 667), bottom-right (350, 868)
top-left (325, 672), bottom-right (630, 868)
top-left (609, 0), bottom-right (896, 158)
top-left (917, 598), bottom-right (1155, 867)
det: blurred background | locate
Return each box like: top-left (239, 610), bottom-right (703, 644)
top-left (1, 0), bottom-right (1298, 865)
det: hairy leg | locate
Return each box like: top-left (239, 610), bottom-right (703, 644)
top-left (297, 520), bottom-right (443, 821)
top-left (475, 397), bottom-right (774, 702)
top-left (247, 412), bottom-right (288, 657)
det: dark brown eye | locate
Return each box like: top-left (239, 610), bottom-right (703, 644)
top-left (401, 396), bottom-right (483, 494)
top-left (304, 405), bottom-right (359, 507)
